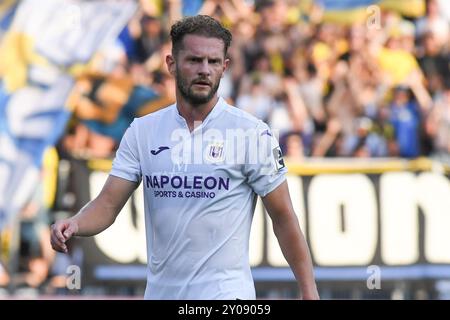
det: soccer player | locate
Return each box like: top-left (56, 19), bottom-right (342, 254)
top-left (50, 15), bottom-right (319, 300)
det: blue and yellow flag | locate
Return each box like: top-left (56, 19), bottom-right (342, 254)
top-left (0, 0), bottom-right (18, 37)
top-left (0, 0), bottom-right (137, 230)
top-left (318, 0), bottom-right (425, 24)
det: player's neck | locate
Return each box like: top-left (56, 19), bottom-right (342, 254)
top-left (176, 94), bottom-right (219, 131)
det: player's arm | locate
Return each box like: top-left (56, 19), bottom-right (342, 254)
top-left (50, 175), bottom-right (138, 253)
top-left (262, 181), bottom-right (319, 300)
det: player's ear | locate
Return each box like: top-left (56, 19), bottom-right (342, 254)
top-left (166, 54), bottom-right (176, 76)
top-left (222, 58), bottom-right (230, 77)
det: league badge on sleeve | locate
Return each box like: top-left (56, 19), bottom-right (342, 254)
top-left (273, 146), bottom-right (285, 171)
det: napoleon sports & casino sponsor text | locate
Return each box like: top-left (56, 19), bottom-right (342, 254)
top-left (145, 174), bottom-right (230, 199)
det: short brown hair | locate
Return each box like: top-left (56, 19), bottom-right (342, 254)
top-left (170, 15), bottom-right (232, 57)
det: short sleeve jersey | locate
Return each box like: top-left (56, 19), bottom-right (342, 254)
top-left (111, 97), bottom-right (287, 299)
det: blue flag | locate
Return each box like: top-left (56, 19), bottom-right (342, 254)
top-left (0, 0), bottom-right (137, 230)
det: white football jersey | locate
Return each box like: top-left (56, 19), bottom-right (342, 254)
top-left (110, 97), bottom-right (287, 299)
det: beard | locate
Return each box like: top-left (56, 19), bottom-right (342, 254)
top-left (176, 71), bottom-right (220, 105)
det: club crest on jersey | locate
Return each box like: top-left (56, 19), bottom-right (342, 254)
top-left (206, 142), bottom-right (225, 163)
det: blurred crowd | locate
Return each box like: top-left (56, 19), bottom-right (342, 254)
top-left (62, 0), bottom-right (450, 163)
top-left (1, 0), bottom-right (450, 296)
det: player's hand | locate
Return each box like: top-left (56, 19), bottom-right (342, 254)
top-left (50, 219), bottom-right (79, 253)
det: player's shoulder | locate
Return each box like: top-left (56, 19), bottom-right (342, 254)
top-left (222, 100), bottom-right (267, 130)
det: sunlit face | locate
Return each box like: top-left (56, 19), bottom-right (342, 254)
top-left (167, 34), bottom-right (229, 105)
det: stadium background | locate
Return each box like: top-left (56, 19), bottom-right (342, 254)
top-left (0, 0), bottom-right (449, 299)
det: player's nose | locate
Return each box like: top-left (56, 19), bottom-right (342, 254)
top-left (197, 60), bottom-right (210, 76)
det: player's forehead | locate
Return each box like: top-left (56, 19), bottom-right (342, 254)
top-left (180, 34), bottom-right (225, 59)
